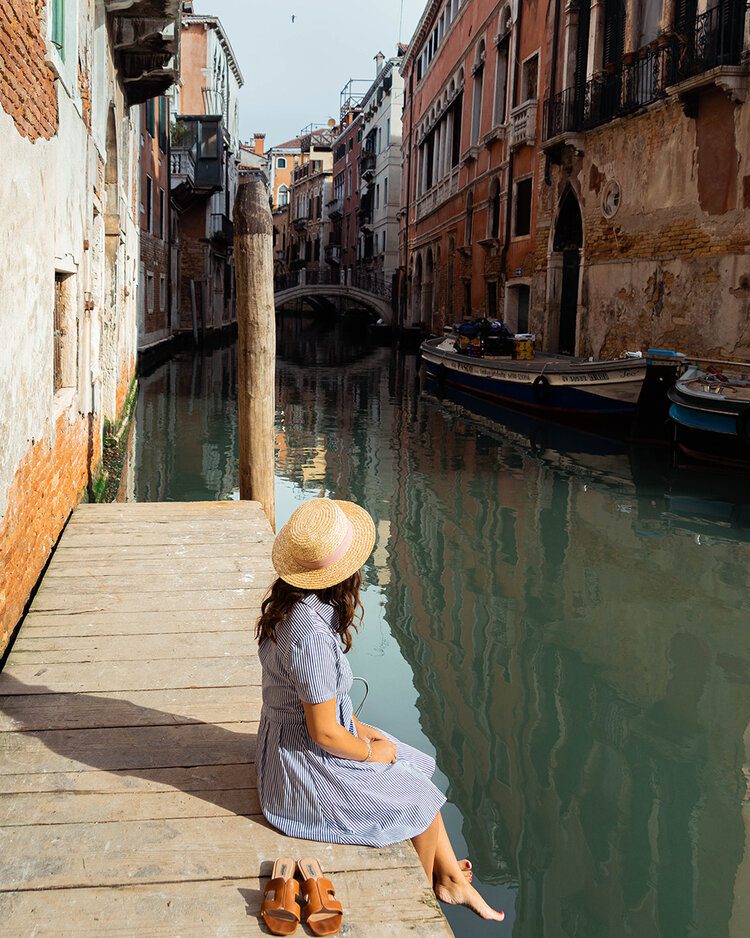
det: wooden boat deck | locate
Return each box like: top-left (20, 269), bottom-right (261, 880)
top-left (0, 501), bottom-right (452, 936)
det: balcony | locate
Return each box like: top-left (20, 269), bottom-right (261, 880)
top-left (361, 151), bottom-right (376, 181)
top-left (327, 196), bottom-right (344, 218)
top-left (209, 213), bottom-right (233, 253)
top-left (292, 213), bottom-right (309, 230)
top-left (543, 0), bottom-right (748, 143)
top-left (415, 165), bottom-right (460, 222)
top-left (170, 117), bottom-right (223, 208)
top-left (510, 100), bottom-right (538, 149)
top-left (106, 0), bottom-right (180, 105)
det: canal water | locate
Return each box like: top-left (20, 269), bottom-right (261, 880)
top-left (132, 315), bottom-right (750, 938)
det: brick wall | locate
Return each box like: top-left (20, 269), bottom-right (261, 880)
top-left (140, 230), bottom-right (169, 336)
top-left (0, 1), bottom-right (58, 141)
top-left (0, 411), bottom-right (100, 652)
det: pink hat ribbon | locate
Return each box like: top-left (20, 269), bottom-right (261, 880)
top-left (299, 517), bottom-right (354, 571)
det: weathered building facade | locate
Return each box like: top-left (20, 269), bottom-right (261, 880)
top-left (289, 123), bottom-right (335, 272)
top-left (329, 92), bottom-right (365, 275)
top-left (538, 0), bottom-right (750, 359)
top-left (0, 0), bottom-right (180, 653)
top-left (399, 0), bottom-right (546, 334)
top-left (170, 5), bottom-right (243, 337)
top-left (138, 93), bottom-right (172, 353)
top-left (360, 50), bottom-right (406, 281)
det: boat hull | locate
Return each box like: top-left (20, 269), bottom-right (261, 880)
top-left (668, 380), bottom-right (750, 468)
top-left (420, 339), bottom-right (646, 428)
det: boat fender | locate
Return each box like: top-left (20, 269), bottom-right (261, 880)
top-left (532, 373), bottom-right (551, 404)
top-left (736, 405), bottom-right (750, 444)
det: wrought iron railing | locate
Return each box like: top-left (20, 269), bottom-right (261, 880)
top-left (274, 268), bottom-right (392, 300)
top-left (543, 0), bottom-right (747, 141)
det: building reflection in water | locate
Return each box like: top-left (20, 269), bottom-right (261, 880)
top-left (132, 320), bottom-right (750, 938)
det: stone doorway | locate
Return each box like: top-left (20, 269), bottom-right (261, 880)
top-left (548, 187), bottom-right (583, 356)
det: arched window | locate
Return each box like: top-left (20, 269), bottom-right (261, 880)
top-left (470, 39), bottom-right (486, 145)
top-left (465, 189), bottom-right (474, 244)
top-left (494, 10), bottom-right (511, 126)
top-left (277, 156), bottom-right (287, 169)
top-left (278, 185), bottom-right (290, 207)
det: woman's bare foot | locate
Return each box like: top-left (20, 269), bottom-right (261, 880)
top-left (458, 859), bottom-right (473, 881)
top-left (434, 873), bottom-right (504, 921)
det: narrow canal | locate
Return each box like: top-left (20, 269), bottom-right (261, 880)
top-left (131, 315), bottom-right (750, 938)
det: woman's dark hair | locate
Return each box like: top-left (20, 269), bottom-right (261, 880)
top-left (255, 571), bottom-right (363, 653)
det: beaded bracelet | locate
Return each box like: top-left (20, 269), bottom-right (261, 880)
top-left (361, 738), bottom-right (373, 762)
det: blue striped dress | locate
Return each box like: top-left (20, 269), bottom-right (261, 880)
top-left (256, 594), bottom-right (446, 846)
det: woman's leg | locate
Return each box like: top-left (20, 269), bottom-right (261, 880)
top-left (431, 812), bottom-right (505, 922)
top-left (411, 813), bottom-right (440, 882)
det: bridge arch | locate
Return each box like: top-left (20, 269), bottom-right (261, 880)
top-left (274, 271), bottom-right (393, 323)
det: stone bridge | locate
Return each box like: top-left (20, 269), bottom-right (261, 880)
top-left (274, 270), bottom-right (393, 323)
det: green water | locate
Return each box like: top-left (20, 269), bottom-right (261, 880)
top-left (133, 316), bottom-right (750, 937)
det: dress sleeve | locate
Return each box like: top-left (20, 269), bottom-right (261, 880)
top-left (288, 632), bottom-right (339, 704)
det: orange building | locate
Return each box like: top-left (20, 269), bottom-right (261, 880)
top-left (267, 135), bottom-right (302, 210)
top-left (399, 0), bottom-right (549, 335)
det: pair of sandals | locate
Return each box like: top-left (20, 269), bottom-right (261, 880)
top-left (261, 856), bottom-right (343, 936)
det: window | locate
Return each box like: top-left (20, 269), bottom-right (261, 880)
top-left (158, 97), bottom-right (167, 151)
top-left (382, 230), bottom-right (387, 253)
top-left (471, 40), bottom-right (486, 146)
top-left (146, 271), bottom-right (155, 313)
top-left (158, 188), bottom-right (165, 239)
top-left (146, 98), bottom-right (155, 137)
top-left (53, 271), bottom-right (75, 393)
top-left (199, 121), bottom-right (219, 158)
top-left (494, 36), bottom-right (510, 125)
top-left (159, 274), bottom-right (167, 311)
top-left (508, 284), bottom-right (530, 332)
top-left (489, 178), bottom-right (501, 238)
top-left (278, 185), bottom-right (290, 206)
top-left (347, 168), bottom-right (352, 197)
top-left (277, 157), bottom-right (287, 168)
top-left (521, 54), bottom-right (539, 102)
top-left (145, 176), bottom-right (153, 233)
top-left (637, 0), bottom-right (661, 48)
top-left (348, 138), bottom-right (353, 150)
top-left (386, 118), bottom-right (391, 144)
top-left (384, 178), bottom-right (388, 205)
top-left (513, 177), bottom-right (532, 237)
top-left (378, 128), bottom-right (382, 152)
top-left (376, 184), bottom-right (380, 209)
top-left (51, 0), bottom-right (65, 60)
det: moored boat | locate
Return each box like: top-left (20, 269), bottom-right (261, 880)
top-left (419, 336), bottom-right (647, 428)
top-left (668, 363), bottom-right (750, 467)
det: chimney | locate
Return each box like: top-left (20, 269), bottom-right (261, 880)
top-left (182, 1), bottom-right (194, 12)
top-left (327, 118), bottom-right (336, 129)
top-left (374, 51), bottom-right (385, 76)
top-left (253, 132), bottom-right (266, 156)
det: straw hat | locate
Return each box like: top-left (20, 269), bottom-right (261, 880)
top-left (272, 498), bottom-right (376, 590)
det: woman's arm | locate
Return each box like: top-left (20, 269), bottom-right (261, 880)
top-left (353, 714), bottom-right (386, 741)
top-left (303, 699), bottom-right (396, 763)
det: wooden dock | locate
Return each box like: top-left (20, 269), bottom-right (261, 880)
top-left (0, 501), bottom-right (452, 936)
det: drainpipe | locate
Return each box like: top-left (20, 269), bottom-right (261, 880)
top-left (401, 68), bottom-right (414, 331)
top-left (500, 0), bottom-right (524, 322)
top-left (166, 99), bottom-right (173, 342)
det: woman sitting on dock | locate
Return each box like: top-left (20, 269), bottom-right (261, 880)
top-left (255, 497), bottom-right (504, 922)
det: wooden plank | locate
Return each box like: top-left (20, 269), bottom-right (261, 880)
top-left (0, 816), bottom-right (422, 890)
top-left (0, 787), bottom-right (260, 826)
top-left (70, 500), bottom-right (262, 517)
top-left (44, 555), bottom-right (271, 577)
top-left (8, 633), bottom-right (256, 664)
top-left (56, 530), bottom-right (270, 548)
top-left (0, 869), bottom-right (451, 937)
top-left (0, 763), bottom-right (255, 796)
top-left (0, 722), bottom-right (257, 776)
top-left (34, 574), bottom-right (272, 594)
top-left (51, 542), bottom-right (275, 561)
top-left (28, 589), bottom-right (266, 613)
top-left (0, 657), bottom-right (261, 694)
top-left (0, 687), bottom-right (262, 732)
top-left (14, 610), bottom-right (258, 637)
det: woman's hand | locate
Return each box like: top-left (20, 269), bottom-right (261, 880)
top-left (369, 738), bottom-right (398, 764)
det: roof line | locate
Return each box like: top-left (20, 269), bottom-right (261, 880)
top-left (184, 14), bottom-right (244, 86)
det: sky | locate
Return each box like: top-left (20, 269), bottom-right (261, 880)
top-left (200, 0), bottom-right (427, 146)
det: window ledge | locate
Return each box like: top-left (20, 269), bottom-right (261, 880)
top-left (482, 126), bottom-right (507, 146)
top-left (462, 146), bottom-right (479, 164)
top-left (478, 237), bottom-right (500, 251)
top-left (52, 386), bottom-right (77, 421)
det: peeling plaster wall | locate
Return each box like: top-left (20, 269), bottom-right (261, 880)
top-left (0, 1), bottom-right (140, 646)
top-left (536, 93), bottom-right (750, 360)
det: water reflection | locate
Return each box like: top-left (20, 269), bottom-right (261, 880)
top-left (132, 320), bottom-right (750, 938)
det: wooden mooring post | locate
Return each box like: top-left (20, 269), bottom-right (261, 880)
top-left (234, 176), bottom-right (276, 530)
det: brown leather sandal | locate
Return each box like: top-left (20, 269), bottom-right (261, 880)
top-left (297, 857), bottom-right (343, 936)
top-left (261, 857), bottom-right (300, 936)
